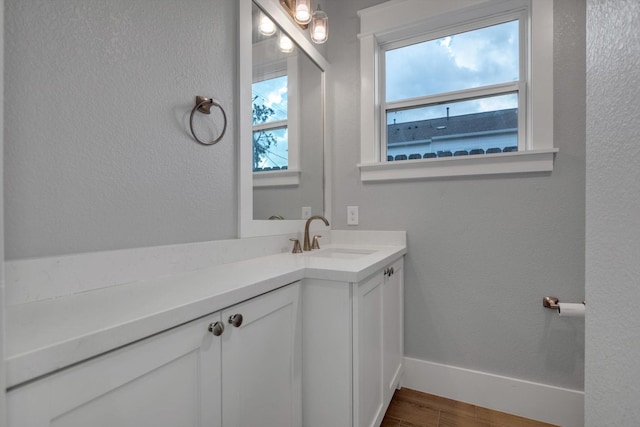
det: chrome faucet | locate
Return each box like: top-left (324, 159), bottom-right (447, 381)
top-left (303, 215), bottom-right (330, 251)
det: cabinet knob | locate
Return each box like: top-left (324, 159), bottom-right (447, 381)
top-left (208, 321), bottom-right (225, 336)
top-left (384, 268), bottom-right (389, 276)
top-left (228, 313), bottom-right (244, 327)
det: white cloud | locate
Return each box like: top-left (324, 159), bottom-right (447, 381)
top-left (265, 86), bottom-right (288, 109)
top-left (385, 20), bottom-right (519, 104)
top-left (253, 75), bottom-right (288, 121)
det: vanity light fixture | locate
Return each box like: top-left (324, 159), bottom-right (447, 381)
top-left (310, 6), bottom-right (328, 44)
top-left (258, 11), bottom-right (277, 36)
top-left (279, 0), bottom-right (329, 44)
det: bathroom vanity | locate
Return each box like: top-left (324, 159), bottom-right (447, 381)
top-left (5, 231), bottom-right (406, 427)
top-left (303, 256), bottom-right (404, 427)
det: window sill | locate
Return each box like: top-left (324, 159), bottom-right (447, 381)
top-left (253, 169), bottom-right (301, 187)
top-left (357, 149), bottom-right (558, 182)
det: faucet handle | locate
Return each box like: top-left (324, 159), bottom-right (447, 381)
top-left (311, 235), bottom-right (322, 250)
top-left (290, 238), bottom-right (303, 253)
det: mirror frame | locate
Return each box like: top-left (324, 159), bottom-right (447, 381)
top-left (238, 0), bottom-right (331, 237)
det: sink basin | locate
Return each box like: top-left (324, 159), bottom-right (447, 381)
top-left (308, 248), bottom-right (377, 259)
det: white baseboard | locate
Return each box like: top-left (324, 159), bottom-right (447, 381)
top-left (401, 357), bottom-right (584, 427)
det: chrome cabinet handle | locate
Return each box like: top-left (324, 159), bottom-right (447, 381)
top-left (384, 268), bottom-right (389, 276)
top-left (228, 314), bottom-right (244, 327)
top-left (208, 321), bottom-right (225, 336)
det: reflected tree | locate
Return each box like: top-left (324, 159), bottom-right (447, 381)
top-left (252, 97), bottom-right (278, 171)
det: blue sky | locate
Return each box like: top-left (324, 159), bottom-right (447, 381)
top-left (253, 76), bottom-right (289, 168)
top-left (385, 20), bottom-right (519, 123)
top-left (252, 75), bottom-right (288, 122)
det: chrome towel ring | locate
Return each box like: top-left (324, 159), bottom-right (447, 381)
top-left (189, 96), bottom-right (227, 146)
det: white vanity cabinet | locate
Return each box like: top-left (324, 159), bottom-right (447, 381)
top-left (303, 257), bottom-right (404, 427)
top-left (7, 282), bottom-right (301, 427)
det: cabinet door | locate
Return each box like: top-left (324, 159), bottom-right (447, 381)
top-left (8, 313), bottom-right (222, 427)
top-left (221, 282), bottom-right (301, 427)
top-left (301, 278), bottom-right (353, 427)
top-left (354, 272), bottom-right (385, 427)
top-left (383, 258), bottom-right (404, 405)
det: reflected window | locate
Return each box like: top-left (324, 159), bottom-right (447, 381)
top-left (252, 75), bottom-right (289, 170)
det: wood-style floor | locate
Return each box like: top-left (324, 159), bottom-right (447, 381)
top-left (382, 388), bottom-right (560, 427)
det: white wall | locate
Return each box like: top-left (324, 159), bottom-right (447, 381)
top-left (585, 1), bottom-right (640, 425)
top-left (326, 0), bottom-right (586, 391)
top-left (4, 0), bottom-right (237, 260)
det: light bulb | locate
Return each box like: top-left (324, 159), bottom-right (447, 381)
top-left (312, 26), bottom-right (326, 42)
top-left (294, 0), bottom-right (312, 24)
top-left (258, 13), bottom-right (276, 36)
top-left (279, 34), bottom-right (294, 53)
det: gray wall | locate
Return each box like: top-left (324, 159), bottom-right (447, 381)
top-left (585, 1), bottom-right (640, 425)
top-left (4, 0), bottom-right (237, 260)
top-left (1, 0), bottom-right (6, 423)
top-left (326, 0), bottom-right (586, 390)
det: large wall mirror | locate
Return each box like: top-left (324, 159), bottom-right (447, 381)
top-left (239, 0), bottom-right (330, 237)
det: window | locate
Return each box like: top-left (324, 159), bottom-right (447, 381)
top-left (251, 45), bottom-right (303, 188)
top-left (252, 75), bottom-right (289, 171)
top-left (358, 0), bottom-right (556, 181)
top-left (385, 20), bottom-right (521, 159)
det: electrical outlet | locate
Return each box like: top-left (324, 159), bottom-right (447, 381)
top-left (347, 206), bottom-right (359, 225)
top-left (301, 206), bottom-right (312, 220)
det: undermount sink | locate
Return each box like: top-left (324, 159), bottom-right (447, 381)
top-left (308, 248), bottom-right (377, 259)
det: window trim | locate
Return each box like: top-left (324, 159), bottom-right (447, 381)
top-left (358, 0), bottom-right (556, 181)
top-left (253, 168), bottom-right (301, 187)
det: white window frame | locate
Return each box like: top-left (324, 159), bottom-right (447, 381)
top-left (357, 0), bottom-right (556, 182)
top-left (252, 69), bottom-right (288, 166)
top-left (252, 47), bottom-right (302, 187)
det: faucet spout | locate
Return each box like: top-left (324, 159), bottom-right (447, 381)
top-left (303, 215), bottom-right (330, 251)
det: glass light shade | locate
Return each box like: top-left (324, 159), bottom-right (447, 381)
top-left (310, 8), bottom-right (328, 44)
top-left (279, 34), bottom-right (295, 53)
top-left (258, 13), bottom-right (276, 36)
top-left (294, 0), bottom-right (312, 24)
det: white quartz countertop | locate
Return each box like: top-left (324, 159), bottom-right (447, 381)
top-left (6, 241), bottom-right (406, 388)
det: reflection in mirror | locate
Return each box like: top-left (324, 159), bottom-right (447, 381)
top-left (251, 1), bottom-right (324, 220)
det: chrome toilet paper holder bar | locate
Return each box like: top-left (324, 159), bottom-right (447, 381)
top-left (543, 296), bottom-right (586, 309)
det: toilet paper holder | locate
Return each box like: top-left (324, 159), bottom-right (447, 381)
top-left (543, 296), bottom-right (586, 309)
